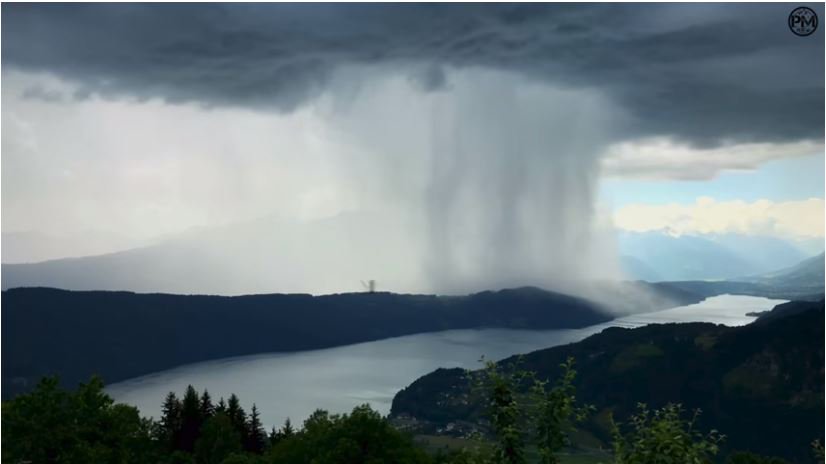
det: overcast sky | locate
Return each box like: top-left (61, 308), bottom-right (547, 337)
top-left (1, 3), bottom-right (823, 292)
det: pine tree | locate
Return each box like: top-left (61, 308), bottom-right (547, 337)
top-left (227, 395), bottom-right (243, 423)
top-left (179, 385), bottom-right (203, 452)
top-left (200, 390), bottom-right (215, 420)
top-left (226, 394), bottom-right (247, 445)
top-left (244, 404), bottom-right (266, 453)
top-left (269, 426), bottom-right (280, 447)
top-left (281, 417), bottom-right (294, 438)
top-left (160, 392), bottom-right (183, 450)
top-left (216, 397), bottom-right (227, 415)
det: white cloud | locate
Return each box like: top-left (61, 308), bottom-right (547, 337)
top-left (601, 137), bottom-right (824, 180)
top-left (613, 197), bottom-right (825, 239)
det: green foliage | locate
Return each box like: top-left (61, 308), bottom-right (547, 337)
top-left (475, 358), bottom-right (529, 464)
top-left (227, 393), bottom-right (248, 446)
top-left (245, 404), bottom-right (266, 453)
top-left (529, 358), bottom-right (594, 464)
top-left (814, 439), bottom-right (825, 464)
top-left (220, 453), bottom-right (266, 464)
top-left (282, 417), bottom-right (294, 437)
top-left (167, 450), bottom-right (197, 464)
top-left (610, 403), bottom-right (724, 464)
top-left (269, 417), bottom-right (295, 447)
top-left (180, 385), bottom-right (205, 451)
top-left (267, 404), bottom-right (432, 464)
top-left (216, 397), bottom-right (227, 414)
top-left (2, 369), bottom-right (817, 464)
top-left (609, 344), bottom-right (664, 373)
top-left (432, 448), bottom-right (490, 464)
top-left (161, 391), bottom-right (184, 447)
top-left (195, 413), bottom-right (243, 464)
top-left (201, 390), bottom-right (216, 418)
top-left (472, 356), bottom-right (592, 464)
top-left (2, 376), bottom-right (159, 464)
top-left (725, 451), bottom-right (789, 464)
top-left (2, 377), bottom-right (437, 464)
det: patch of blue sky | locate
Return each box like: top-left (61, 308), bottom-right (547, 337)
top-left (599, 153), bottom-right (824, 209)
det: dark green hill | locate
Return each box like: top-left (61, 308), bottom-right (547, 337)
top-left (2, 286), bottom-right (617, 399)
top-left (390, 300), bottom-right (825, 462)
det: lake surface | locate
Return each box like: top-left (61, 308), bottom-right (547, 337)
top-left (107, 294), bottom-right (785, 429)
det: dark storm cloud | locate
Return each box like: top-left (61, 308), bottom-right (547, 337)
top-left (21, 84), bottom-right (65, 103)
top-left (2, 3), bottom-right (823, 145)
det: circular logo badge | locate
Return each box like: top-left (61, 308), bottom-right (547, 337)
top-left (789, 6), bottom-right (818, 36)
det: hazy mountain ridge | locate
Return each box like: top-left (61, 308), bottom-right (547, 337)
top-left (390, 300), bottom-right (825, 461)
top-left (5, 217), bottom-right (822, 296)
top-left (659, 252), bottom-right (825, 303)
top-left (738, 252), bottom-right (825, 288)
top-left (1, 230), bottom-right (150, 264)
top-left (618, 231), bottom-right (822, 282)
top-left (1, 213), bottom-right (426, 295)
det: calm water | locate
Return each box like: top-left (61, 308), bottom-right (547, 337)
top-left (107, 294), bottom-right (785, 428)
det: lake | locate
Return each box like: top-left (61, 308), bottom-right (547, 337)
top-left (107, 294), bottom-right (785, 429)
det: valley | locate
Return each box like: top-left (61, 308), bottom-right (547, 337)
top-left (105, 293), bottom-right (783, 430)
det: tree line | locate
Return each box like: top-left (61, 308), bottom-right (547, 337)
top-left (2, 360), bottom-right (822, 464)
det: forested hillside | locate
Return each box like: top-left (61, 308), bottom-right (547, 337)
top-left (391, 300), bottom-right (825, 462)
top-left (2, 286), bottom-right (620, 399)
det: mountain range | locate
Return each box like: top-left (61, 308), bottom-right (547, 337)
top-left (3, 217), bottom-right (823, 295)
top-left (739, 251), bottom-right (825, 288)
top-left (1, 213), bottom-right (426, 295)
top-left (662, 252), bottom-right (825, 302)
top-left (618, 231), bottom-right (823, 282)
